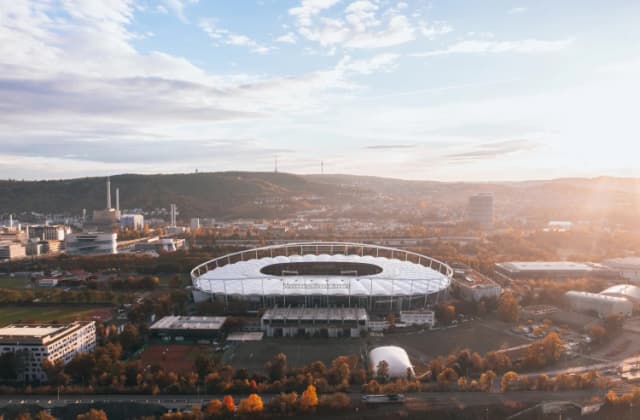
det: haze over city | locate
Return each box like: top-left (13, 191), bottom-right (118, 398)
top-left (2, 0), bottom-right (639, 181)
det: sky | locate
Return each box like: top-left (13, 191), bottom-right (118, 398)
top-left (1, 0), bottom-right (639, 181)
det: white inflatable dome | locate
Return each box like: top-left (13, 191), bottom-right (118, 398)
top-left (369, 345), bottom-right (414, 378)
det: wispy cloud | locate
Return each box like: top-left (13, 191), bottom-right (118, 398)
top-left (446, 139), bottom-right (538, 162)
top-left (413, 38), bottom-right (574, 56)
top-left (365, 144), bottom-right (415, 150)
top-left (199, 18), bottom-right (273, 54)
top-left (508, 7), bottom-right (528, 15)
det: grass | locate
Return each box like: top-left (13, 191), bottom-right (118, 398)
top-left (0, 305), bottom-right (102, 325)
top-left (0, 275), bottom-right (31, 289)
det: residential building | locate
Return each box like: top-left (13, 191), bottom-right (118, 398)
top-left (0, 321), bottom-right (96, 382)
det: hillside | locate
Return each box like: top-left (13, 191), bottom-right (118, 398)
top-left (1, 172), bottom-right (639, 225)
top-left (0, 172), bottom-right (351, 219)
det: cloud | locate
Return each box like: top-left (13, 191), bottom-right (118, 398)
top-left (276, 32), bottom-right (297, 44)
top-left (446, 139), bottom-right (538, 162)
top-left (413, 38), bottom-right (574, 56)
top-left (508, 7), bottom-right (528, 15)
top-left (161, 0), bottom-right (199, 23)
top-left (337, 53), bottom-right (400, 75)
top-left (289, 0), bottom-right (426, 49)
top-left (420, 21), bottom-right (453, 40)
top-left (199, 19), bottom-right (273, 54)
top-left (365, 144), bottom-right (415, 150)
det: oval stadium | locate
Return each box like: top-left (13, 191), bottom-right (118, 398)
top-left (191, 242), bottom-right (452, 313)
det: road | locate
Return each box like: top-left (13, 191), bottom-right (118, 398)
top-left (0, 389), bottom-right (605, 410)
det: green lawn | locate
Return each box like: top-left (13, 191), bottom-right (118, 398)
top-left (0, 306), bottom-right (99, 325)
top-left (0, 276), bottom-right (31, 289)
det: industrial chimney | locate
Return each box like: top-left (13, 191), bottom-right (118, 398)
top-left (116, 188), bottom-right (120, 212)
top-left (106, 177), bottom-right (112, 209)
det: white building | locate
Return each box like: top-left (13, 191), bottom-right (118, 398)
top-left (261, 307), bottom-right (368, 338)
top-left (65, 232), bottom-right (117, 255)
top-left (369, 346), bottom-right (414, 378)
top-left (120, 214), bottom-right (144, 231)
top-left (399, 310), bottom-right (436, 327)
top-left (565, 290), bottom-right (632, 318)
top-left (0, 321), bottom-right (96, 382)
top-left (190, 218), bottom-right (200, 230)
top-left (0, 242), bottom-right (26, 260)
top-left (454, 270), bottom-right (502, 302)
top-left (600, 284), bottom-right (640, 305)
top-left (602, 258), bottom-right (640, 282)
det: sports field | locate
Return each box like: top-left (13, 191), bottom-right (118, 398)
top-left (0, 305), bottom-right (113, 325)
top-left (138, 344), bottom-right (209, 373)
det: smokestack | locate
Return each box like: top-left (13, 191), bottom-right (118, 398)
top-left (9, 214), bottom-right (12, 229)
top-left (106, 177), bottom-right (112, 209)
top-left (116, 188), bottom-right (120, 212)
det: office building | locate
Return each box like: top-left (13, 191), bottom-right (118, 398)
top-left (28, 225), bottom-right (68, 241)
top-left (467, 193), bottom-right (494, 228)
top-left (0, 321), bottom-right (96, 382)
top-left (0, 242), bottom-right (26, 260)
top-left (261, 307), bottom-right (368, 338)
top-left (65, 232), bottom-right (117, 255)
top-left (120, 214), bottom-right (144, 231)
top-left (149, 316), bottom-right (227, 342)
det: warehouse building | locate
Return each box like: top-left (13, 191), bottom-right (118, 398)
top-left (495, 261), bottom-right (617, 281)
top-left (0, 321), bottom-right (96, 382)
top-left (565, 291), bottom-right (632, 318)
top-left (451, 264), bottom-right (502, 302)
top-left (261, 307), bottom-right (368, 338)
top-left (602, 258), bottom-right (640, 282)
top-left (150, 316), bottom-right (227, 343)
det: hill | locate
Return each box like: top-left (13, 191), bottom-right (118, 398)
top-left (0, 172), bottom-right (351, 219)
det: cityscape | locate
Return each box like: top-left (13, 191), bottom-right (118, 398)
top-left (2, 1), bottom-right (640, 419)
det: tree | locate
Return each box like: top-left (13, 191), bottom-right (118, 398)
top-left (435, 303), bottom-right (456, 325)
top-left (479, 370), bottom-right (496, 392)
top-left (604, 314), bottom-right (624, 333)
top-left (34, 412), bottom-right (57, 420)
top-left (223, 395), bottom-right (236, 412)
top-left (497, 293), bottom-right (520, 323)
top-left (266, 353), bottom-right (287, 381)
top-left (437, 367), bottom-right (458, 386)
top-left (238, 393), bottom-right (264, 414)
top-left (501, 371), bottom-right (519, 392)
top-left (299, 384), bottom-right (319, 411)
top-left (41, 359), bottom-right (70, 386)
top-left (205, 400), bottom-right (223, 417)
top-left (319, 393), bottom-right (351, 411)
top-left (0, 352), bottom-right (18, 380)
top-left (76, 409), bottom-right (108, 420)
top-left (589, 325), bottom-right (607, 343)
top-left (118, 324), bottom-right (140, 353)
top-left (376, 360), bottom-right (390, 383)
top-left (270, 392), bottom-right (298, 415)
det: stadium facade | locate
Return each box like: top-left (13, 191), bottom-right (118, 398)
top-left (191, 242), bottom-right (452, 313)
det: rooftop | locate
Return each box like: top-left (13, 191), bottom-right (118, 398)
top-left (0, 321), bottom-right (93, 344)
top-left (150, 316), bottom-right (227, 331)
top-left (497, 261), bottom-right (598, 273)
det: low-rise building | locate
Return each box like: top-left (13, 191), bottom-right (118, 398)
top-left (565, 290), bottom-right (632, 318)
top-left (398, 310), bottom-right (436, 327)
top-left (452, 266), bottom-right (502, 302)
top-left (0, 321), bottom-right (96, 382)
top-left (495, 261), bottom-right (616, 281)
top-left (149, 316), bottom-right (227, 343)
top-left (120, 214), bottom-right (144, 231)
top-left (602, 258), bottom-right (640, 282)
top-left (261, 307), bottom-right (368, 338)
top-left (28, 225), bottom-right (68, 241)
top-left (65, 232), bottom-right (117, 255)
top-left (0, 242), bottom-right (26, 260)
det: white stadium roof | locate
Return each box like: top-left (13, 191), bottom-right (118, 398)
top-left (369, 346), bottom-right (414, 378)
top-left (194, 253), bottom-right (450, 297)
top-left (600, 284), bottom-right (640, 303)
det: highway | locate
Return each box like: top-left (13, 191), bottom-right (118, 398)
top-left (0, 389), bottom-right (605, 410)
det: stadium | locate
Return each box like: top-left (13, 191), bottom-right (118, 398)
top-left (190, 242), bottom-right (452, 313)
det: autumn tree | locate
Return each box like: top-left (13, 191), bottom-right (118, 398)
top-left (223, 395), bottom-right (236, 412)
top-left (319, 392), bottom-right (351, 411)
top-left (205, 400), bottom-right (223, 417)
top-left (238, 393), bottom-right (264, 414)
top-left (501, 371), bottom-right (519, 392)
top-left (265, 353), bottom-right (287, 381)
top-left (34, 411), bottom-right (57, 420)
top-left (299, 384), bottom-right (319, 411)
top-left (435, 303), bottom-right (456, 325)
top-left (588, 325), bottom-right (606, 343)
top-left (76, 409), bottom-right (108, 420)
top-left (437, 367), bottom-right (459, 386)
top-left (497, 293), bottom-right (520, 323)
top-left (376, 360), bottom-right (390, 383)
top-left (479, 370), bottom-right (496, 392)
top-left (270, 392), bottom-right (298, 415)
